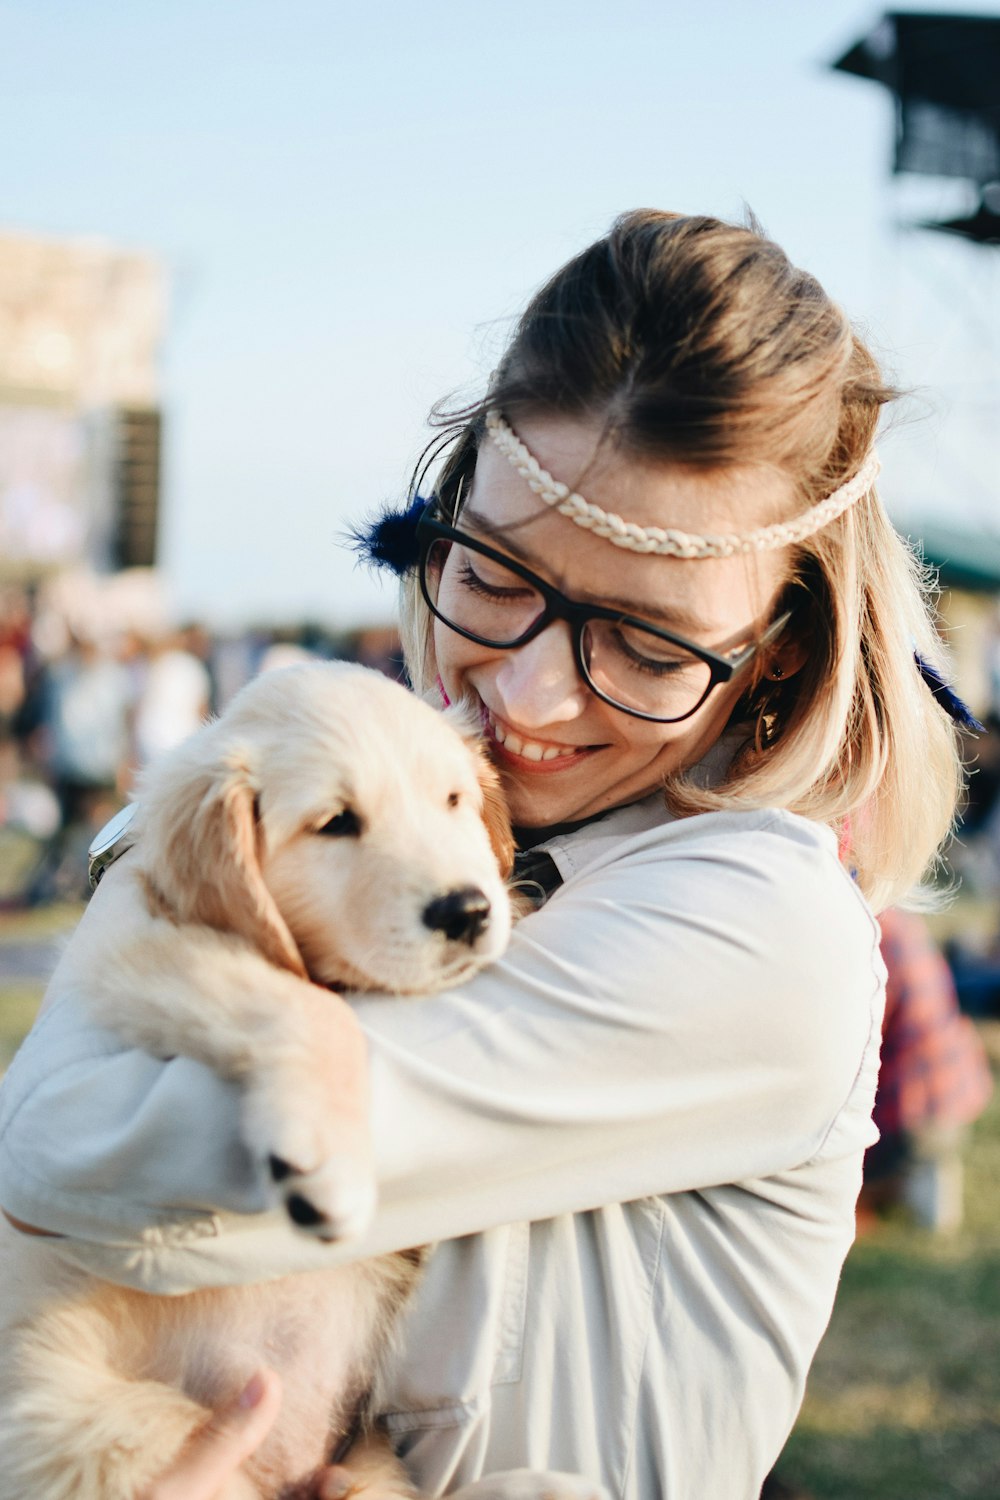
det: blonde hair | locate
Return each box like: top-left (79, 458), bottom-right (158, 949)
top-left (400, 211), bottom-right (964, 911)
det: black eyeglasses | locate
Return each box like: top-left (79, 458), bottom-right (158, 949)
top-left (417, 504), bottom-right (791, 724)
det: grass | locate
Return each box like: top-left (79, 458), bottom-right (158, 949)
top-left (0, 983), bottom-right (50, 1071)
top-left (1, 907), bottom-right (997, 1497)
top-left (0, 902), bottom-right (81, 1069)
top-left (0, 900), bottom-right (83, 945)
top-left (771, 1068), bottom-right (1000, 1500)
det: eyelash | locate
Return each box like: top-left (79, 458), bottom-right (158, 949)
top-left (609, 628), bottom-right (689, 677)
top-left (457, 559), bottom-right (528, 601)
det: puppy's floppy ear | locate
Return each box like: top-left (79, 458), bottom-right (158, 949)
top-left (441, 700), bottom-right (515, 878)
top-left (141, 743), bottom-right (308, 977)
top-left (472, 744), bottom-right (515, 881)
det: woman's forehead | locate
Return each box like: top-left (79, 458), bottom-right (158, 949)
top-left (480, 413), bottom-right (796, 534)
top-left (466, 415), bottom-right (793, 637)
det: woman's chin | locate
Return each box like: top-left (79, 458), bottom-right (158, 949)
top-left (499, 771), bottom-right (601, 829)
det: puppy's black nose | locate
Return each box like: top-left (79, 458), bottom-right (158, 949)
top-left (423, 887), bottom-right (491, 945)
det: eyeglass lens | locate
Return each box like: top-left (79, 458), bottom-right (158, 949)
top-left (424, 538), bottom-right (714, 720)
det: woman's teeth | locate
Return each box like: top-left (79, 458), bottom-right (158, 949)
top-left (492, 721), bottom-right (578, 761)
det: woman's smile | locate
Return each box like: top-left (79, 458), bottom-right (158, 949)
top-left (481, 703), bottom-right (605, 769)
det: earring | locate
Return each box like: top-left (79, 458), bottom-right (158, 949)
top-left (769, 663), bottom-right (785, 680)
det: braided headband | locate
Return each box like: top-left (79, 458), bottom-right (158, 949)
top-left (348, 463), bottom-right (981, 735)
top-left (485, 410), bottom-right (881, 560)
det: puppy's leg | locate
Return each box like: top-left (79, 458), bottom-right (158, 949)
top-left (314, 1454), bottom-right (612, 1500)
top-left (69, 872), bottom-right (375, 1238)
top-left (449, 1474), bottom-right (612, 1500)
top-left (0, 1298), bottom-right (261, 1500)
top-left (314, 1428), bottom-right (416, 1498)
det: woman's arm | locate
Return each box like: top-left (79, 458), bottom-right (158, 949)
top-left (0, 810), bottom-right (884, 1291)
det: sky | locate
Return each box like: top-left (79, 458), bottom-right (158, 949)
top-left (1, 0), bottom-right (998, 628)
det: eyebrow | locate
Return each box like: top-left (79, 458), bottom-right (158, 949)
top-left (460, 505), bottom-right (719, 639)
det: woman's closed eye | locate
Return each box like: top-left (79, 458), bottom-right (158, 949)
top-left (457, 557), bottom-right (534, 602)
top-left (607, 625), bottom-right (701, 678)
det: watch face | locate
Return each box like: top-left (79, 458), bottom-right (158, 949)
top-left (88, 802), bottom-right (139, 862)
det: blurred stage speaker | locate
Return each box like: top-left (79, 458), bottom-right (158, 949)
top-left (833, 12), bottom-right (1000, 185)
top-left (111, 406), bottom-right (162, 569)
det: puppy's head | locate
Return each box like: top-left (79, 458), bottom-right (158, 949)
top-left (136, 662), bottom-right (513, 994)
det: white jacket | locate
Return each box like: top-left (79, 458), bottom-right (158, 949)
top-left (0, 797), bottom-right (885, 1500)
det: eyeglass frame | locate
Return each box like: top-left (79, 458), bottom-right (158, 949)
top-left (416, 502), bottom-right (794, 725)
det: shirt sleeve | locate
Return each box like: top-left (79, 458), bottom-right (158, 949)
top-left (0, 810), bottom-right (884, 1292)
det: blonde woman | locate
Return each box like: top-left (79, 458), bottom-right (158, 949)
top-left (0, 212), bottom-right (967, 1500)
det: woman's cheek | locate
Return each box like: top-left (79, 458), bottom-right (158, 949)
top-left (434, 621), bottom-right (484, 700)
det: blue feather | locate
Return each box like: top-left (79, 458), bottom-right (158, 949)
top-left (347, 495), bottom-right (429, 578)
top-left (914, 651), bottom-right (985, 733)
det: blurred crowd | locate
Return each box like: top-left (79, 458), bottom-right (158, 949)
top-left (0, 575), bottom-right (402, 906)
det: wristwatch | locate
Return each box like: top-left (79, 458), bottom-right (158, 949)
top-left (87, 803), bottom-right (139, 891)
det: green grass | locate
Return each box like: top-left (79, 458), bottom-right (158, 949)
top-left (0, 900), bottom-right (84, 944)
top-left (772, 1073), bottom-right (1000, 1500)
top-left (1, 907), bottom-right (998, 1497)
top-left (0, 983), bottom-right (49, 1071)
top-left (0, 902), bottom-right (81, 1069)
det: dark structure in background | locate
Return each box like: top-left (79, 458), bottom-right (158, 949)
top-left (830, 11), bottom-right (1000, 722)
top-left (113, 407), bottom-right (163, 570)
top-left (833, 11), bottom-right (1000, 243)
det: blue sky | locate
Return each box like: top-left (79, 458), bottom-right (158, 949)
top-left (1, 0), bottom-right (998, 626)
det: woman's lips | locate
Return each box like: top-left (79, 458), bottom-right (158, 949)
top-left (481, 706), bottom-right (601, 770)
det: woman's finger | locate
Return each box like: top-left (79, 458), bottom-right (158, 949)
top-left (141, 1368), bottom-right (283, 1500)
top-left (316, 1466), bottom-right (361, 1499)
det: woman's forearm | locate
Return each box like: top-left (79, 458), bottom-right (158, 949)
top-left (0, 811), bottom-right (883, 1293)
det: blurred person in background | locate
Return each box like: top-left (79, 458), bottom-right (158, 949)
top-left (859, 907), bottom-right (993, 1233)
top-left (0, 587), bottom-right (53, 902)
top-left (31, 629), bottom-right (132, 899)
top-left (132, 625), bottom-right (213, 769)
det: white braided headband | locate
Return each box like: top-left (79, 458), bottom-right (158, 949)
top-left (485, 410), bottom-right (880, 559)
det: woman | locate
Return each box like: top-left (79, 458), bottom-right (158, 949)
top-left (0, 211), bottom-right (965, 1500)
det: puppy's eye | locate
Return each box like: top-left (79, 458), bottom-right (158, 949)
top-left (447, 791), bottom-right (461, 809)
top-left (318, 808), bottom-right (362, 837)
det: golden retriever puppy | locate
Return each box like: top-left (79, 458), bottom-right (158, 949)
top-left (0, 664), bottom-right (607, 1500)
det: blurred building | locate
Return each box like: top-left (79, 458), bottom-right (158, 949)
top-left (0, 231), bottom-right (167, 581)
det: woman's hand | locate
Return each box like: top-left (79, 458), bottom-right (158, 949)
top-left (137, 1371), bottom-right (359, 1500)
top-left (139, 1370), bottom-right (283, 1500)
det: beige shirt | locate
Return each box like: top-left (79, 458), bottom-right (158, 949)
top-left (0, 799), bottom-right (885, 1500)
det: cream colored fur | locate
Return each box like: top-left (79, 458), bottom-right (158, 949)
top-left (0, 663), bottom-right (609, 1500)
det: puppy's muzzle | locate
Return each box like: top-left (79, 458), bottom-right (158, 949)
top-left (422, 887), bottom-right (492, 946)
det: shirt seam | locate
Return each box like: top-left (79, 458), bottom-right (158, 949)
top-left (618, 1198), bottom-right (667, 1500)
top-left (381, 1392), bottom-right (490, 1434)
top-left (549, 804), bottom-right (838, 886)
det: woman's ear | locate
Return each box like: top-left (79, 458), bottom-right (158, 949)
top-left (763, 588), bottom-right (813, 683)
top-left (140, 743), bottom-right (308, 977)
top-left (764, 636), bottom-right (809, 682)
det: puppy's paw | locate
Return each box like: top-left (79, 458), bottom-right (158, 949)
top-left (268, 1148), bottom-right (376, 1242)
top-left (242, 1078), bottom-right (376, 1241)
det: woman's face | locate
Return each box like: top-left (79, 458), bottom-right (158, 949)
top-left (433, 415), bottom-right (800, 828)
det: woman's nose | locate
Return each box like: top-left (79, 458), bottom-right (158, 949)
top-left (491, 621), bottom-right (588, 728)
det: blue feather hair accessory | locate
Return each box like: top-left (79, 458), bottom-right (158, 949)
top-left (348, 494), bottom-right (430, 578)
top-left (914, 651), bottom-right (985, 733)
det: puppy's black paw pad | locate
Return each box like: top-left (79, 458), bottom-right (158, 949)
top-left (269, 1154), bottom-right (296, 1182)
top-left (286, 1192), bottom-right (329, 1229)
